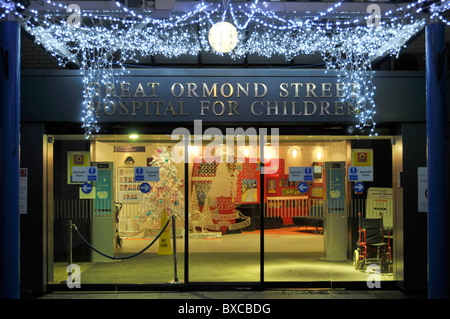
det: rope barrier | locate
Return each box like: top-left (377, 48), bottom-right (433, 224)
top-left (72, 217), bottom-right (171, 260)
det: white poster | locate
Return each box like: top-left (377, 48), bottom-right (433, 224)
top-left (117, 167), bottom-right (143, 203)
top-left (19, 168), bottom-right (28, 215)
top-left (366, 187), bottom-right (393, 228)
top-left (418, 167), bottom-right (428, 213)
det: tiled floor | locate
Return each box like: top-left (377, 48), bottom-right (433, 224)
top-left (40, 226), bottom-right (411, 304)
top-left (52, 228), bottom-right (394, 285)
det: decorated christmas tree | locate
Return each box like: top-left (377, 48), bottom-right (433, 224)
top-left (140, 147), bottom-right (184, 221)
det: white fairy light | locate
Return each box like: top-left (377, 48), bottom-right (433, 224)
top-left (4, 0), bottom-right (447, 137)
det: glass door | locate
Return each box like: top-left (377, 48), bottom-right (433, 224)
top-left (187, 133), bottom-right (261, 283)
top-left (49, 134), bottom-right (186, 287)
top-left (263, 135), bottom-right (396, 286)
top-left (263, 137), bottom-right (332, 283)
top-left (48, 133), bottom-right (397, 289)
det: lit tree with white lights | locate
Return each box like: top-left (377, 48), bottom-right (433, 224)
top-left (140, 147), bottom-right (184, 221)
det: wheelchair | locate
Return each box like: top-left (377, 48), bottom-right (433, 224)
top-left (353, 212), bottom-right (392, 273)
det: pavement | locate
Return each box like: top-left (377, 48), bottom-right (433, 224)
top-left (38, 288), bottom-right (420, 299)
top-left (7, 288), bottom-right (437, 318)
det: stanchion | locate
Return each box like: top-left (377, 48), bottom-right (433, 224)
top-left (67, 220), bottom-right (73, 284)
top-left (68, 220), bottom-right (73, 266)
top-left (172, 214), bottom-right (179, 283)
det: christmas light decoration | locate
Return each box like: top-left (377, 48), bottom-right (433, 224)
top-left (2, 0), bottom-right (448, 137)
top-left (139, 147), bottom-right (184, 220)
top-left (208, 21), bottom-right (239, 53)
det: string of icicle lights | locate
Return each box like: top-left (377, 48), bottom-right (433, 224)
top-left (4, 1), bottom-right (448, 137)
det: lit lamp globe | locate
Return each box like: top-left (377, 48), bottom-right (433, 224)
top-left (208, 22), bottom-right (238, 53)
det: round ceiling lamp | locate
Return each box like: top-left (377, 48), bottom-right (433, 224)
top-left (208, 21), bottom-right (239, 53)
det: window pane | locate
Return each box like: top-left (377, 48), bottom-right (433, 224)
top-left (188, 134), bottom-right (260, 282)
top-left (51, 135), bottom-right (185, 286)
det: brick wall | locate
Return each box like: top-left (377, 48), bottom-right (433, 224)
top-left (21, 32), bottom-right (66, 70)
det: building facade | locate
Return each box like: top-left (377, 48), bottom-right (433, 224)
top-left (18, 67), bottom-right (450, 296)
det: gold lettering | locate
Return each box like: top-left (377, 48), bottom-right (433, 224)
top-left (146, 82), bottom-right (159, 97)
top-left (348, 102), bottom-right (358, 115)
top-left (250, 101), bottom-right (263, 115)
top-left (200, 101), bottom-right (210, 115)
top-left (254, 83), bottom-right (268, 98)
top-left (306, 83), bottom-right (318, 97)
top-left (281, 101), bottom-right (288, 115)
top-left (89, 101), bottom-right (100, 116)
top-left (171, 83), bottom-right (184, 98)
top-left (320, 101), bottom-right (331, 115)
top-left (153, 101), bottom-right (163, 115)
top-left (202, 83), bottom-right (218, 98)
top-left (279, 83), bottom-right (289, 98)
top-left (336, 83), bottom-right (345, 98)
top-left (321, 83), bottom-right (332, 98)
top-left (349, 83), bottom-right (358, 98)
top-left (145, 101), bottom-right (151, 115)
top-left (227, 101), bottom-right (240, 115)
top-left (87, 82), bottom-right (100, 97)
top-left (103, 101), bottom-right (116, 116)
top-left (236, 83), bottom-right (249, 97)
top-left (334, 101), bottom-right (345, 115)
top-left (131, 101), bottom-right (142, 115)
top-left (266, 101), bottom-right (279, 116)
top-left (303, 101), bottom-right (317, 116)
top-left (220, 83), bottom-right (234, 98)
top-left (212, 101), bottom-right (225, 116)
top-left (187, 83), bottom-right (199, 98)
top-left (179, 101), bottom-right (190, 116)
top-left (290, 83), bottom-right (303, 97)
top-left (120, 82), bottom-right (131, 98)
top-left (292, 101), bottom-right (301, 115)
top-left (106, 82), bottom-right (117, 97)
top-left (133, 83), bottom-right (147, 98)
top-left (119, 101), bottom-right (128, 115)
top-left (164, 102), bottom-right (176, 116)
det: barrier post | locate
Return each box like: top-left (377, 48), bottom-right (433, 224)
top-left (68, 220), bottom-right (73, 267)
top-left (172, 214), bottom-right (179, 283)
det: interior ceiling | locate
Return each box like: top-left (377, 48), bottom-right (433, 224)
top-left (23, 0), bottom-right (449, 70)
top-left (53, 134), bottom-right (393, 144)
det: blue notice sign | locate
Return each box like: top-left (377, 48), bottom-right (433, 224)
top-left (72, 166), bottom-right (98, 182)
top-left (88, 167), bottom-right (97, 181)
top-left (140, 182), bottom-right (151, 194)
top-left (298, 182), bottom-right (309, 193)
top-left (289, 167), bottom-right (314, 182)
top-left (354, 182), bottom-right (364, 193)
top-left (135, 167), bottom-right (160, 182)
top-left (81, 182), bottom-right (92, 194)
top-left (348, 166), bottom-right (373, 181)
